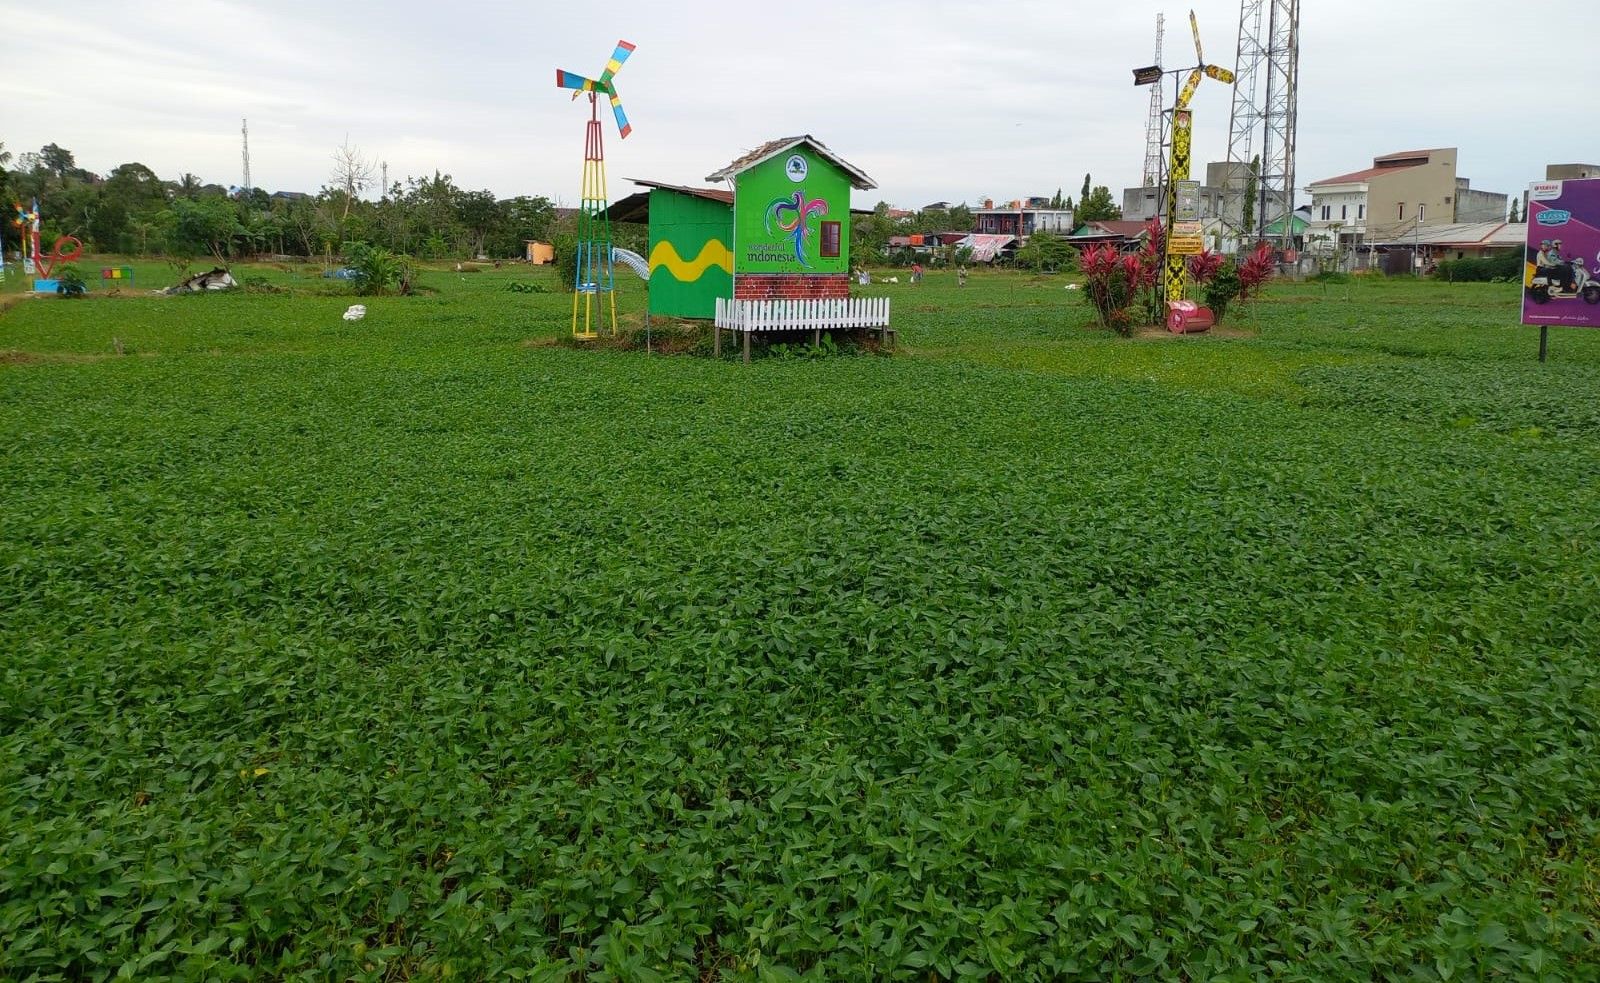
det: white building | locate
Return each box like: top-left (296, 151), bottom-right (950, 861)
top-left (1306, 171), bottom-right (1370, 255)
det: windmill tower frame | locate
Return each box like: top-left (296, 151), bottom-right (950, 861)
top-left (556, 40), bottom-right (637, 339)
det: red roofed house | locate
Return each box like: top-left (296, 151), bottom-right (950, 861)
top-left (1307, 149), bottom-right (1508, 266)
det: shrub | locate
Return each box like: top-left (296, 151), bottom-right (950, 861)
top-left (342, 241), bottom-right (413, 296)
top-left (551, 232), bottom-right (579, 292)
top-left (1205, 262), bottom-right (1242, 322)
top-left (54, 265), bottom-right (88, 298)
top-left (1435, 251), bottom-right (1522, 283)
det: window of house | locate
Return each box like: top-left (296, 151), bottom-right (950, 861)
top-left (1418, 204), bottom-right (1425, 222)
top-left (1321, 205), bottom-right (1331, 220)
top-left (1398, 203), bottom-right (1406, 220)
top-left (820, 221), bottom-right (841, 259)
top-left (1341, 205), bottom-right (1348, 220)
top-left (1444, 196), bottom-right (1452, 204)
top-left (1358, 204), bottom-right (1365, 220)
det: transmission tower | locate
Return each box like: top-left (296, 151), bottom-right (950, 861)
top-left (1222, 0), bottom-right (1300, 250)
top-left (241, 118), bottom-right (252, 195)
top-left (1141, 14), bottom-right (1165, 189)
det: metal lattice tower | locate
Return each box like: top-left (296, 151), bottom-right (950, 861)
top-left (240, 119), bottom-right (252, 194)
top-left (1141, 14), bottom-right (1165, 188)
top-left (1222, 0), bottom-right (1299, 249)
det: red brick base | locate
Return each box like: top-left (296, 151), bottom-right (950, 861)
top-left (734, 274), bottom-right (850, 301)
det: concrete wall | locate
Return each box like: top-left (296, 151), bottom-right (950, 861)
top-left (1366, 149), bottom-right (1457, 240)
top-left (1455, 187), bottom-right (1508, 223)
top-left (1547, 164), bottom-right (1600, 180)
top-left (1123, 186), bottom-right (1162, 221)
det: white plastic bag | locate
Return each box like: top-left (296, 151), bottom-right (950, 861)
top-left (343, 304), bottom-right (367, 322)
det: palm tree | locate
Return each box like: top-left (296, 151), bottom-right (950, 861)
top-left (177, 173), bottom-right (202, 199)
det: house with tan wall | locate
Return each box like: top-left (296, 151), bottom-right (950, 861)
top-left (1309, 148), bottom-right (1507, 255)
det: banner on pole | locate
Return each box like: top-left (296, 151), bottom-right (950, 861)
top-left (1523, 178), bottom-right (1600, 328)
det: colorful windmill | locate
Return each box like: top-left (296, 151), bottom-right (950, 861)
top-left (13, 200), bottom-right (40, 276)
top-left (555, 40), bottom-right (636, 338)
top-left (1162, 11), bottom-right (1234, 302)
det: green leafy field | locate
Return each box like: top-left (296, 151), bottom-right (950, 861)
top-left (3, 264), bottom-right (1599, 980)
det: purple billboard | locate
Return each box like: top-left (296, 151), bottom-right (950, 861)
top-left (1523, 177), bottom-right (1600, 327)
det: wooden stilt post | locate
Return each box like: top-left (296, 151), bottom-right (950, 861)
top-left (714, 324), bottom-right (721, 357)
top-left (743, 329), bottom-right (751, 365)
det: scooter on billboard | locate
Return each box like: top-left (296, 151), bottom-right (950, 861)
top-left (1528, 247), bottom-right (1600, 305)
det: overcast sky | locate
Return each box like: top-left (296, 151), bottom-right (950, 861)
top-left (9, 1), bottom-right (1594, 211)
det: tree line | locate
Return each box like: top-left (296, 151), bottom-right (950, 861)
top-left (0, 140), bottom-right (557, 263)
top-left (0, 139), bottom-right (1123, 265)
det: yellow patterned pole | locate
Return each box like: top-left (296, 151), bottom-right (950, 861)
top-left (1164, 101), bottom-right (1197, 303)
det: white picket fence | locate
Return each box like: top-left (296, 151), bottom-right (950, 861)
top-left (714, 296), bottom-right (891, 333)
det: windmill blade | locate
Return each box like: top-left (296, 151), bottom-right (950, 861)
top-left (609, 90), bottom-right (633, 139)
top-left (598, 40), bottom-right (636, 85)
top-left (1205, 64), bottom-right (1235, 84)
top-left (1176, 68), bottom-right (1204, 109)
top-left (556, 69), bottom-right (599, 92)
top-left (1190, 10), bottom-right (1204, 65)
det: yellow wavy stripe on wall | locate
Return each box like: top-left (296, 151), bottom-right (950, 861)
top-left (649, 240), bottom-right (733, 282)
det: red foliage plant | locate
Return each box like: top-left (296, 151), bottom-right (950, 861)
top-left (1079, 243), bottom-right (1139, 334)
top-left (1143, 219), bottom-right (1166, 258)
top-left (1237, 243), bottom-right (1276, 299)
top-left (1187, 250), bottom-right (1224, 286)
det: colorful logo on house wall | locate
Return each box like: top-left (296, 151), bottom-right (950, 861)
top-left (762, 191), bottom-right (828, 267)
top-left (785, 154), bottom-right (808, 183)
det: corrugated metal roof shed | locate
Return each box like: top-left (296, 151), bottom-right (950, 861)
top-left (1370, 221), bottom-right (1523, 248)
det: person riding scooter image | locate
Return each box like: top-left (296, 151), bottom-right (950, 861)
top-left (1548, 240), bottom-right (1577, 292)
top-left (1534, 239), bottom-right (1577, 294)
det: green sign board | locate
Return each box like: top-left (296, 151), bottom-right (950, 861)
top-left (733, 146), bottom-right (850, 275)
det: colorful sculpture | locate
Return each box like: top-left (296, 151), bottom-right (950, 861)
top-left (11, 198), bottom-right (83, 286)
top-left (1162, 11), bottom-right (1234, 303)
top-left (555, 40), bottom-right (636, 338)
top-left (14, 200), bottom-right (39, 276)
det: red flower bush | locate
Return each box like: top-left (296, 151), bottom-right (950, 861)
top-left (1237, 243), bottom-right (1276, 299)
top-left (1079, 222), bottom-right (1171, 335)
top-left (1187, 250), bottom-right (1224, 286)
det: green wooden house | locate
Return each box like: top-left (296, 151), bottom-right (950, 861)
top-left (609, 136), bottom-right (876, 320)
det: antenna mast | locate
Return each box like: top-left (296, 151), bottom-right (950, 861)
top-left (241, 118), bottom-right (252, 195)
top-left (1141, 14), bottom-right (1165, 189)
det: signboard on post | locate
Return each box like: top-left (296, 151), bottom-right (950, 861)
top-left (1175, 181), bottom-right (1202, 223)
top-left (1170, 222), bottom-right (1204, 255)
top-left (1523, 178), bottom-right (1600, 329)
